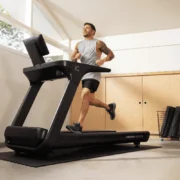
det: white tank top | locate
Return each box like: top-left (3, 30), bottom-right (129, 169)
top-left (78, 39), bottom-right (101, 82)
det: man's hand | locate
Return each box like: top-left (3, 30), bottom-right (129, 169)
top-left (71, 43), bottom-right (81, 62)
top-left (75, 53), bottom-right (81, 60)
top-left (96, 59), bottom-right (105, 66)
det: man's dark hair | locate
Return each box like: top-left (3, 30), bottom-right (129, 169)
top-left (84, 22), bottom-right (96, 32)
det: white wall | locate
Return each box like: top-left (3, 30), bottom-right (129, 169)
top-left (72, 28), bottom-right (180, 74)
top-left (0, 45), bottom-right (70, 142)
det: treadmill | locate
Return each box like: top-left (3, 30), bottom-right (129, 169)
top-left (4, 34), bottom-right (150, 156)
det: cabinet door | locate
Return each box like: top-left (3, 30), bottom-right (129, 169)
top-left (143, 74), bottom-right (180, 134)
top-left (106, 77), bottom-right (143, 131)
top-left (71, 78), bottom-right (106, 130)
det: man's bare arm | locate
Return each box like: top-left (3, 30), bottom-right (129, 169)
top-left (98, 40), bottom-right (115, 62)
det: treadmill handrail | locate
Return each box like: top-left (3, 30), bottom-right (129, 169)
top-left (24, 60), bottom-right (111, 73)
top-left (23, 60), bottom-right (111, 83)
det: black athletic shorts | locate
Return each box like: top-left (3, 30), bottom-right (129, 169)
top-left (82, 79), bottom-right (100, 93)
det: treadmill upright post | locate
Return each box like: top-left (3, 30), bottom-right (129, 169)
top-left (12, 83), bottom-right (43, 126)
top-left (39, 72), bottom-right (83, 149)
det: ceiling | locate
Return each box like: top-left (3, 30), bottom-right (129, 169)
top-left (44, 0), bottom-right (180, 40)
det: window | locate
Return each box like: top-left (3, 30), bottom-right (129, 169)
top-left (0, 4), bottom-right (25, 52)
top-left (0, 1), bottom-right (63, 58)
top-left (0, 0), bottom-right (30, 25)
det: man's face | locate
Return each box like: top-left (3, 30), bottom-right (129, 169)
top-left (83, 25), bottom-right (95, 37)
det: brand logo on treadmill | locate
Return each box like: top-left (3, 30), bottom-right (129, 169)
top-left (126, 135), bottom-right (144, 139)
top-left (126, 136), bottom-right (135, 139)
top-left (75, 65), bottom-right (80, 72)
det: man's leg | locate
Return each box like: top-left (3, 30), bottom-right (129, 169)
top-left (66, 87), bottom-right (91, 133)
top-left (89, 93), bottom-right (109, 109)
top-left (66, 79), bottom-right (116, 133)
top-left (77, 88), bottom-right (91, 126)
top-left (89, 93), bottom-right (116, 120)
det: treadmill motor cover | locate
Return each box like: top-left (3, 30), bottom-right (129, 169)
top-left (5, 126), bottom-right (47, 147)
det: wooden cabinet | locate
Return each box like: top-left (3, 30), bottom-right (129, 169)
top-left (71, 78), bottom-right (106, 130)
top-left (105, 77), bottom-right (143, 131)
top-left (143, 75), bottom-right (180, 134)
